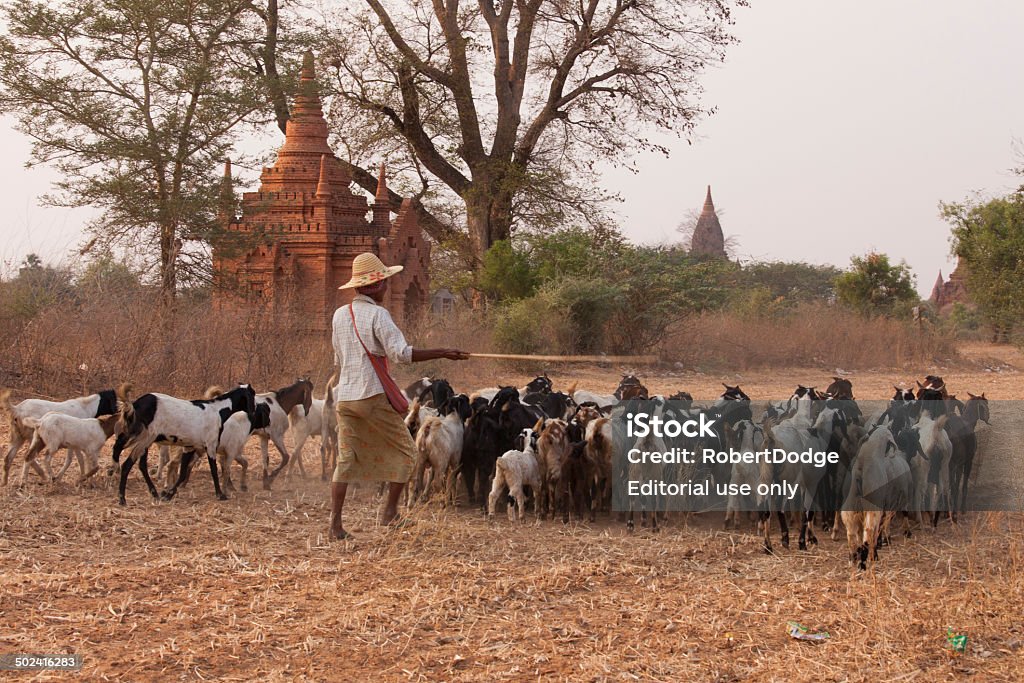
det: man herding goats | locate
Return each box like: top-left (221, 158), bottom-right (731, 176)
top-left (330, 252), bottom-right (467, 540)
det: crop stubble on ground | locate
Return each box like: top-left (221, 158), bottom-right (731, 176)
top-left (2, 347), bottom-right (1024, 681)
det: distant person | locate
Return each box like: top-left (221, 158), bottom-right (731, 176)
top-left (329, 252), bottom-right (467, 540)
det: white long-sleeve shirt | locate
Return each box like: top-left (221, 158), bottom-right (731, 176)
top-left (331, 294), bottom-right (413, 402)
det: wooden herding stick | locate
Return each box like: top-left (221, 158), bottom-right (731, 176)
top-left (467, 352), bottom-right (660, 364)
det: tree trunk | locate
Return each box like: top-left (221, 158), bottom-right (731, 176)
top-left (464, 188), bottom-right (515, 264)
top-left (159, 224), bottom-right (178, 373)
top-left (465, 196), bottom-right (492, 265)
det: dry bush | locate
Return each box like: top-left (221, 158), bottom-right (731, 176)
top-left (661, 303), bottom-right (959, 371)
top-left (0, 290), bottom-right (335, 399)
top-left (0, 291), bottom-right (963, 401)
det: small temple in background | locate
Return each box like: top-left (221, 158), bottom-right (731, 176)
top-left (929, 258), bottom-right (973, 314)
top-left (689, 185), bottom-right (727, 259)
top-left (213, 51), bottom-right (430, 331)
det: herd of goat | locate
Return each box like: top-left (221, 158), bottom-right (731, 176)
top-left (0, 372), bottom-right (992, 569)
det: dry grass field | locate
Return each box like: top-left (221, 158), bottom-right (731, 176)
top-left (2, 342), bottom-right (1024, 681)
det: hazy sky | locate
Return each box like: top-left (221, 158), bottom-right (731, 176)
top-left (2, 1), bottom-right (1023, 295)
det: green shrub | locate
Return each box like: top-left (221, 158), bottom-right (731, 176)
top-left (492, 297), bottom-right (554, 354)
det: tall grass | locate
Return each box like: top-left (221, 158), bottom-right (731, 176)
top-left (0, 292), bottom-right (958, 399)
top-left (659, 303), bottom-right (958, 371)
top-left (0, 290), bottom-right (335, 398)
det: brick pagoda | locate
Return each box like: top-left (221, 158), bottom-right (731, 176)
top-left (690, 185), bottom-right (727, 258)
top-left (213, 52), bottom-right (430, 330)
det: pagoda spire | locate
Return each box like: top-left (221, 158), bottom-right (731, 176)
top-left (373, 163), bottom-right (393, 226)
top-left (218, 158), bottom-right (235, 221)
top-left (277, 50), bottom-right (333, 161)
top-left (703, 185), bottom-right (715, 212)
top-left (690, 184), bottom-right (726, 259)
top-left (301, 49), bottom-right (315, 80)
top-left (929, 270), bottom-right (945, 305)
top-left (375, 163), bottom-right (391, 207)
top-left (315, 154), bottom-right (332, 199)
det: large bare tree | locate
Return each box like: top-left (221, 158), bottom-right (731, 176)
top-left (320, 0), bottom-right (745, 264)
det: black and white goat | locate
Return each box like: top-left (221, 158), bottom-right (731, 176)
top-left (254, 378), bottom-right (313, 490)
top-left (2, 387), bottom-right (119, 486)
top-left (115, 383), bottom-right (256, 505)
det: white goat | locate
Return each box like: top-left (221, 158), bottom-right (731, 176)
top-left (2, 387), bottom-right (119, 485)
top-left (908, 411), bottom-right (952, 528)
top-left (723, 419), bottom-right (768, 530)
top-left (573, 390), bottom-right (616, 411)
top-left (841, 425), bottom-right (913, 570)
top-left (470, 387), bottom-right (499, 402)
top-left (22, 413), bottom-right (120, 485)
top-left (411, 395), bottom-right (471, 506)
top-left (320, 374), bottom-right (339, 481)
top-left (216, 404), bottom-right (272, 492)
top-left (488, 427), bottom-right (542, 522)
top-left (404, 398), bottom-right (438, 440)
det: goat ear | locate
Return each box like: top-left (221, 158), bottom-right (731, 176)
top-left (981, 392), bottom-right (986, 399)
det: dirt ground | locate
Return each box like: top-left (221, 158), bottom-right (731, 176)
top-left (2, 343), bottom-right (1024, 681)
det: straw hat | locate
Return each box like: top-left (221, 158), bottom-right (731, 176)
top-left (338, 252), bottom-right (403, 290)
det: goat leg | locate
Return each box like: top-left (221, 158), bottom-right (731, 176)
top-left (137, 449), bottom-right (159, 499)
top-left (3, 434), bottom-right (26, 486)
top-left (118, 447), bottom-right (158, 505)
top-left (805, 511), bottom-right (818, 547)
top-left (162, 450), bottom-right (197, 501)
top-left (760, 510), bottom-right (773, 554)
top-left (207, 451), bottom-right (228, 501)
top-left (117, 451), bottom-right (135, 505)
top-left (108, 433), bottom-right (127, 476)
top-left (19, 438), bottom-right (48, 486)
top-left (263, 436), bottom-right (290, 490)
top-left (78, 449), bottom-right (100, 485)
top-left (237, 456), bottom-right (249, 492)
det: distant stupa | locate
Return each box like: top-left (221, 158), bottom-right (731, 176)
top-left (689, 185), bottom-right (727, 258)
top-left (929, 258), bottom-right (973, 314)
